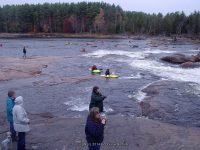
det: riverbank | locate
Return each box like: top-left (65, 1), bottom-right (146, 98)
top-left (0, 33), bottom-right (200, 47)
top-left (1, 113), bottom-right (200, 150)
top-left (0, 33), bottom-right (129, 39)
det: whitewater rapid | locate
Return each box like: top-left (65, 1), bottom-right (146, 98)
top-left (84, 49), bottom-right (200, 84)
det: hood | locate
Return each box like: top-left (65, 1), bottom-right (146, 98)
top-left (15, 96), bottom-right (24, 105)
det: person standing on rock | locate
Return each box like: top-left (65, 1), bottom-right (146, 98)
top-left (13, 96), bottom-right (30, 150)
top-left (85, 107), bottom-right (106, 150)
top-left (89, 86), bottom-right (107, 113)
top-left (6, 90), bottom-right (17, 141)
top-left (23, 46), bottom-right (27, 59)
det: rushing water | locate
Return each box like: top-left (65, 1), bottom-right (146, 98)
top-left (0, 38), bottom-right (200, 126)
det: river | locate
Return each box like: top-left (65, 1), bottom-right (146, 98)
top-left (0, 37), bottom-right (200, 127)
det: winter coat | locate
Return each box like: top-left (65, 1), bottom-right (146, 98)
top-left (13, 96), bottom-right (30, 132)
top-left (6, 97), bottom-right (15, 123)
top-left (105, 69), bottom-right (110, 76)
top-left (85, 115), bottom-right (104, 144)
top-left (23, 48), bottom-right (26, 53)
top-left (89, 92), bottom-right (105, 112)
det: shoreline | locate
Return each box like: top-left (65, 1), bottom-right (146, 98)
top-left (0, 33), bottom-right (129, 39)
top-left (0, 33), bottom-right (199, 44)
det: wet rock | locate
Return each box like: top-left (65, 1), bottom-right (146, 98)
top-left (161, 53), bottom-right (191, 64)
top-left (130, 45), bottom-right (138, 48)
top-left (39, 112), bottom-right (54, 118)
top-left (139, 80), bottom-right (200, 127)
top-left (180, 61), bottom-right (197, 68)
top-left (19, 116), bottom-right (200, 150)
top-left (0, 56), bottom-right (63, 81)
top-left (30, 70), bottom-right (42, 75)
top-left (161, 52), bottom-right (200, 65)
top-left (140, 101), bottom-right (151, 116)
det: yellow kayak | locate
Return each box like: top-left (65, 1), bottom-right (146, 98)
top-left (92, 70), bottom-right (102, 73)
top-left (101, 74), bottom-right (119, 78)
top-left (89, 68), bottom-right (102, 73)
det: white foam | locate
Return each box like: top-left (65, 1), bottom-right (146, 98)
top-left (134, 90), bottom-right (147, 102)
top-left (133, 79), bottom-right (170, 102)
top-left (64, 98), bottom-right (113, 112)
top-left (83, 49), bottom-right (147, 59)
top-left (130, 59), bottom-right (200, 84)
top-left (143, 48), bottom-right (176, 54)
top-left (120, 73), bottom-right (143, 79)
top-left (133, 82), bottom-right (154, 102)
top-left (64, 98), bottom-right (89, 111)
top-left (189, 49), bottom-right (200, 52)
top-left (83, 48), bottom-right (175, 58)
top-left (84, 49), bottom-right (200, 84)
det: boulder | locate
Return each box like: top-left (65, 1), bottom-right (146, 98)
top-left (161, 53), bottom-right (191, 64)
top-left (180, 61), bottom-right (196, 68)
top-left (140, 101), bottom-right (151, 116)
top-left (193, 52), bottom-right (200, 62)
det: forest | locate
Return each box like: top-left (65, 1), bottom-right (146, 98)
top-left (0, 2), bottom-right (199, 35)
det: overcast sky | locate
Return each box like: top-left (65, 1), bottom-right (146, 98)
top-left (1, 0), bottom-right (200, 15)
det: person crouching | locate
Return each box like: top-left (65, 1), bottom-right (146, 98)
top-left (13, 96), bottom-right (30, 150)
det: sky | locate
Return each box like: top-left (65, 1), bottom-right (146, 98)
top-left (1, 0), bottom-right (200, 15)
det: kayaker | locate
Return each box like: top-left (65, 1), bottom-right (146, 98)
top-left (105, 69), bottom-right (110, 76)
top-left (91, 65), bottom-right (97, 71)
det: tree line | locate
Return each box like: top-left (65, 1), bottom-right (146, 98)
top-left (0, 2), bottom-right (199, 35)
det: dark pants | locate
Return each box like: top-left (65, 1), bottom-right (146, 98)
top-left (10, 122), bottom-right (16, 140)
top-left (18, 132), bottom-right (26, 150)
top-left (88, 143), bottom-right (101, 150)
top-left (23, 53), bottom-right (26, 58)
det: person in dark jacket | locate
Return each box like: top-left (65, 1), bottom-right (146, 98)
top-left (85, 107), bottom-right (106, 150)
top-left (105, 69), bottom-right (110, 76)
top-left (89, 86), bottom-right (106, 113)
top-left (6, 90), bottom-right (17, 141)
top-left (23, 46), bottom-right (26, 59)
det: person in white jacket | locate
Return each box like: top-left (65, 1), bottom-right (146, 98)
top-left (13, 96), bottom-right (30, 150)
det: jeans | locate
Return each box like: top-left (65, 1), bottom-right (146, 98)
top-left (88, 143), bottom-right (101, 150)
top-left (9, 122), bottom-right (16, 140)
top-left (18, 132), bottom-right (26, 150)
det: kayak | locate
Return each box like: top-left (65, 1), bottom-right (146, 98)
top-left (101, 74), bottom-right (119, 78)
top-left (91, 69), bottom-right (102, 73)
top-left (89, 68), bottom-right (102, 73)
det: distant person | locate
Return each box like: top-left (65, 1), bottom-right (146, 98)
top-left (105, 69), bottom-right (110, 76)
top-left (89, 86), bottom-right (106, 113)
top-left (6, 90), bottom-right (16, 142)
top-left (13, 96), bottom-right (30, 150)
top-left (85, 107), bottom-right (106, 150)
top-left (23, 46), bottom-right (27, 59)
top-left (91, 65), bottom-right (97, 71)
top-left (81, 48), bottom-right (86, 52)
